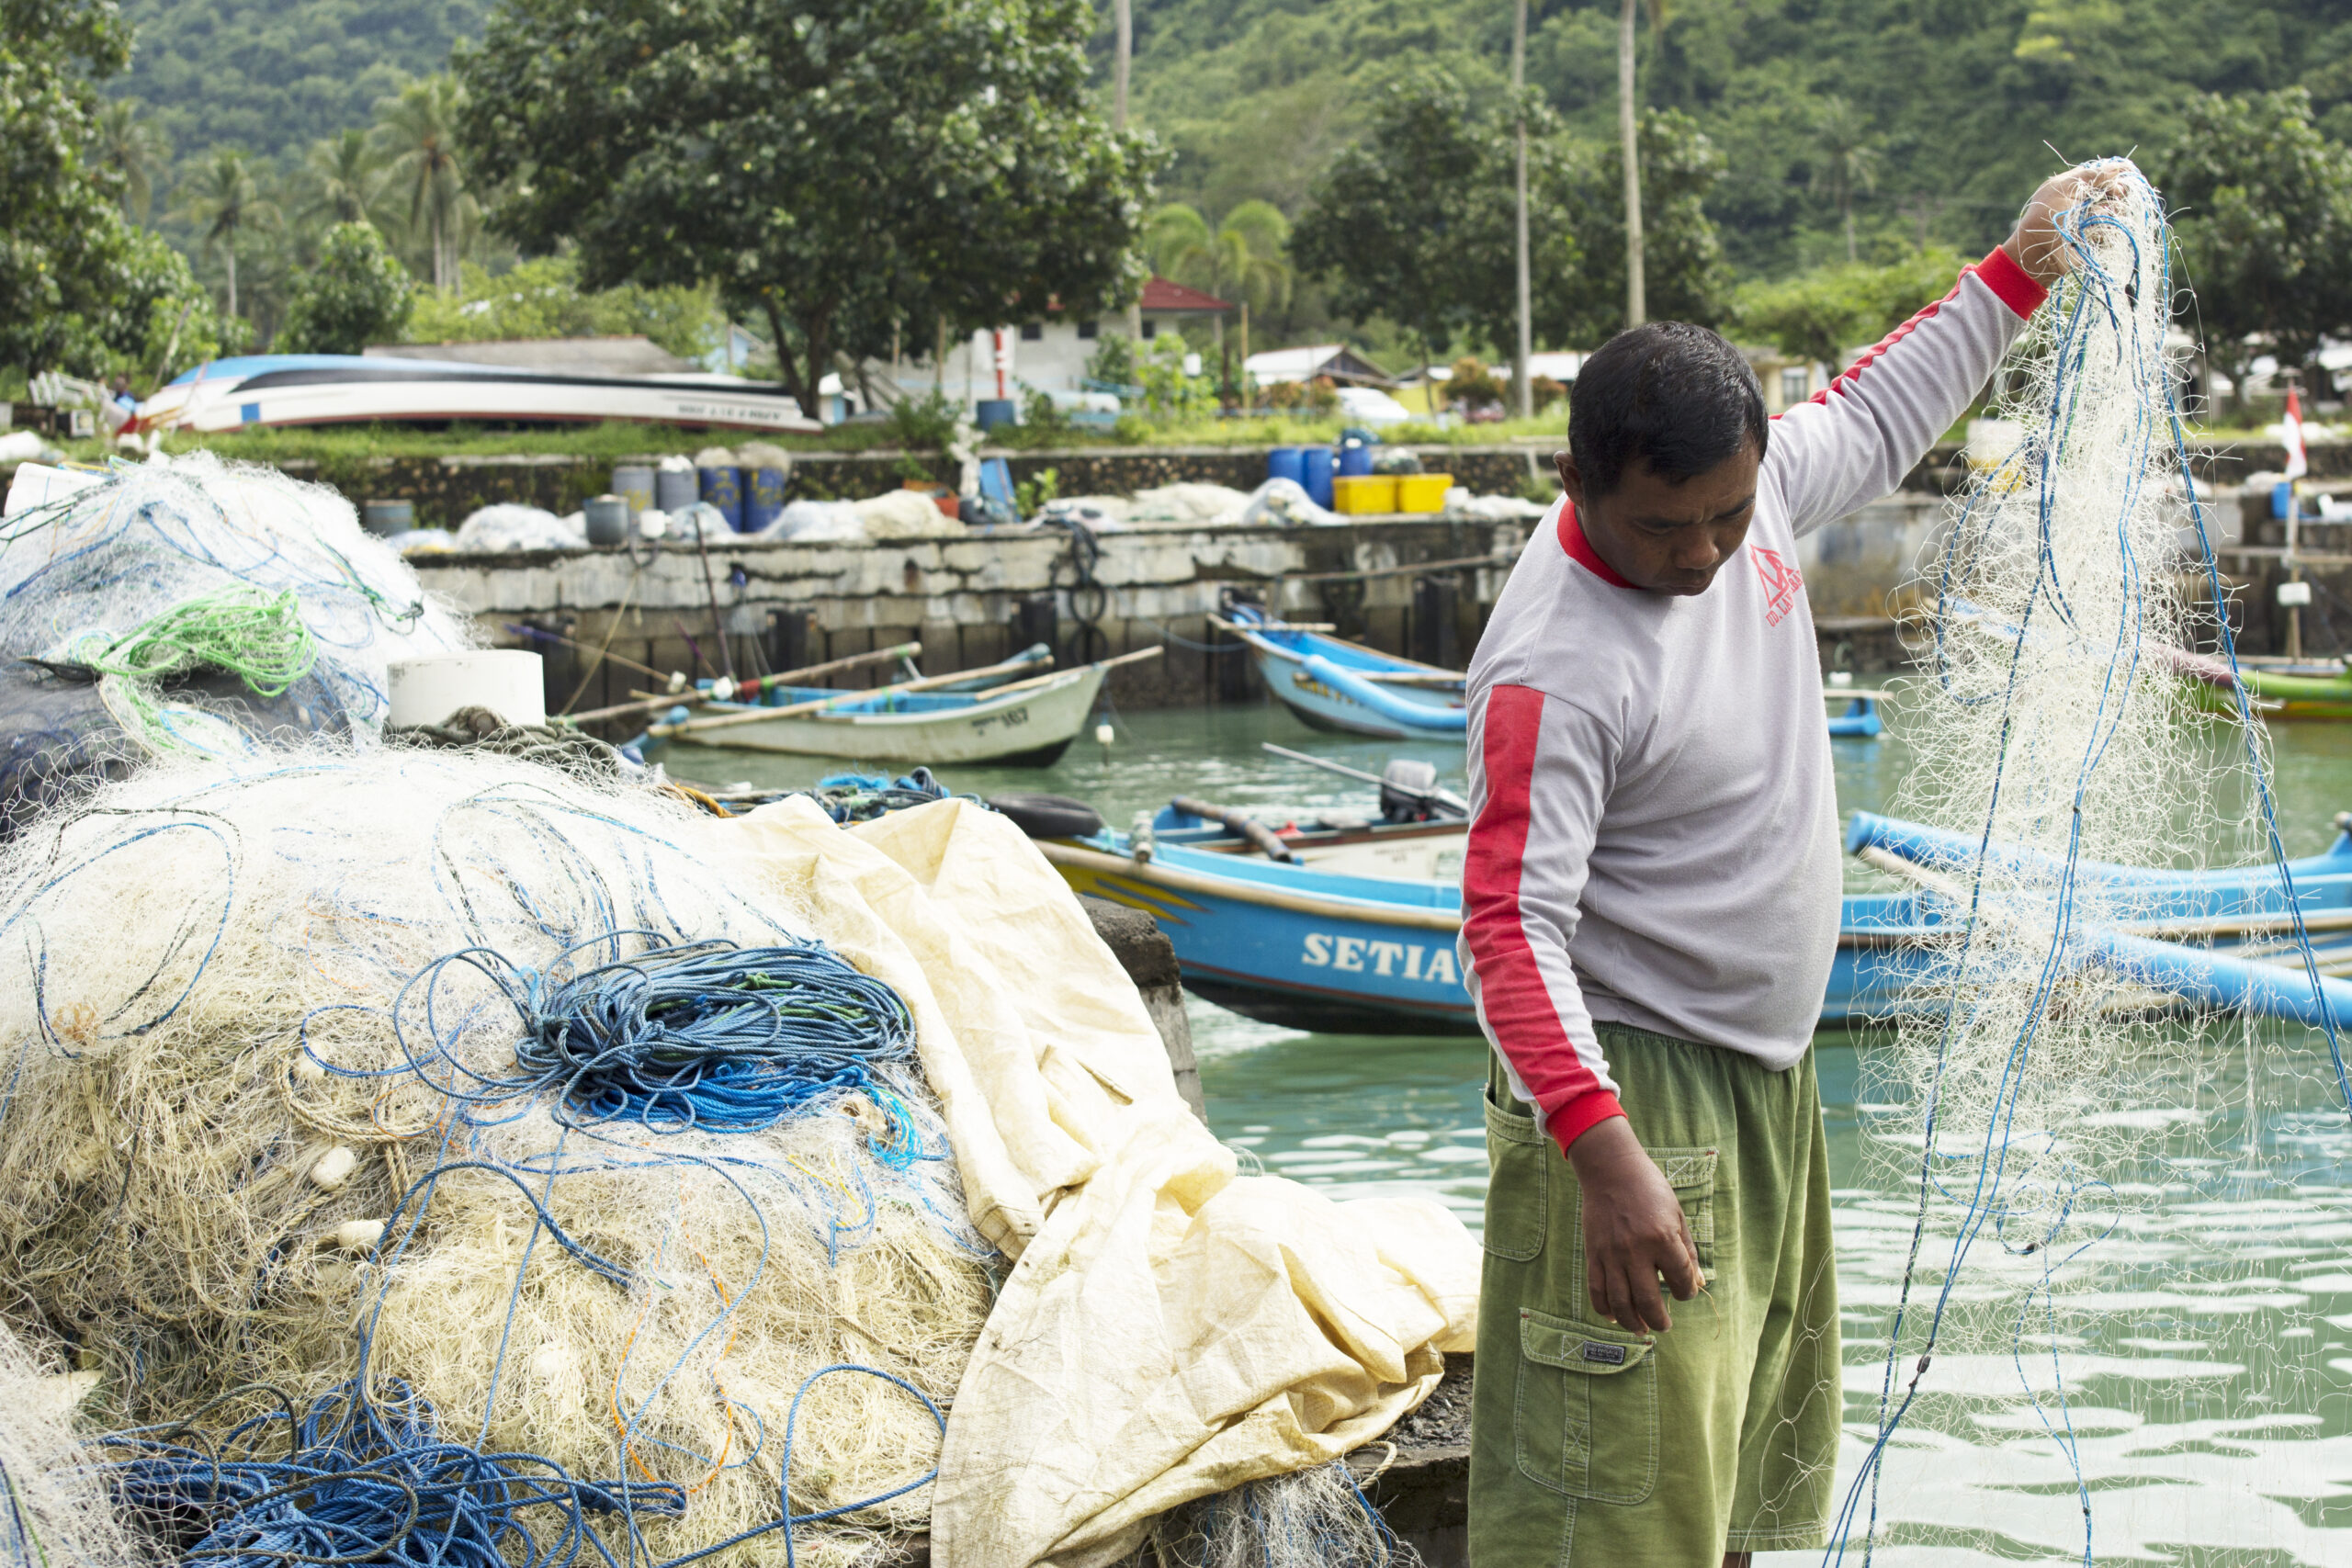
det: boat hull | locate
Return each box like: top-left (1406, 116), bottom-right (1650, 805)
top-left (2189, 671), bottom-right (2352, 720)
top-left (1221, 607), bottom-right (1467, 739)
top-left (668, 666), bottom-right (1103, 765)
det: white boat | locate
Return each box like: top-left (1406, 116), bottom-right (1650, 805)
top-left (134, 355), bottom-right (820, 434)
top-left (668, 662), bottom-right (1110, 766)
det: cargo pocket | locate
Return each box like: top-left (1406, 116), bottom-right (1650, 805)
top-left (1481, 1091), bottom-right (1547, 1262)
top-left (1514, 1307), bottom-right (1658, 1504)
top-left (1650, 1145), bottom-right (1720, 1285)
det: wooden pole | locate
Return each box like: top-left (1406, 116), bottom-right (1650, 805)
top-left (1513, 0), bottom-right (1533, 420)
top-left (561, 643), bottom-right (922, 727)
top-left (1619, 0), bottom-right (1645, 327)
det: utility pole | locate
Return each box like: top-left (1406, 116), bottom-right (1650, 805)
top-left (1117, 0), bottom-right (1142, 350)
top-left (1620, 0), bottom-right (1645, 327)
top-left (1513, 0), bottom-right (1532, 420)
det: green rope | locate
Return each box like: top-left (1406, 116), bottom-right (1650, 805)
top-left (58, 585), bottom-right (322, 756)
top-left (79, 585), bottom-right (319, 698)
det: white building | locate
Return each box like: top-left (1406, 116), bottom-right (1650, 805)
top-left (837, 277), bottom-right (1234, 423)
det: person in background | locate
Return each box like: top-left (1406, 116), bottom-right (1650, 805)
top-left (1458, 164), bottom-right (2120, 1566)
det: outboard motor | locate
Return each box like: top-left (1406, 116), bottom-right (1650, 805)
top-left (1380, 758), bottom-right (1441, 823)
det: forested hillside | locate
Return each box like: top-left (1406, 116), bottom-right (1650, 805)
top-left (115, 0), bottom-right (487, 160)
top-left (1125, 0), bottom-right (2352, 274)
top-left (113, 0), bottom-right (2352, 276)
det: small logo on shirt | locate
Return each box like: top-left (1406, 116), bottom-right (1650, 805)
top-left (1580, 1341), bottom-right (1629, 1365)
top-left (1752, 547), bottom-right (1804, 626)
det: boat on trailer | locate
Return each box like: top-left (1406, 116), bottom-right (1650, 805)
top-left (133, 355), bottom-right (822, 434)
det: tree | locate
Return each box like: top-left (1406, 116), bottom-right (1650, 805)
top-left (300, 128), bottom-right (389, 231)
top-left (172, 147), bottom-right (277, 321)
top-left (94, 97), bottom-right (168, 220)
top-left (1, 0), bottom-right (135, 369)
top-left (2156, 89), bottom-right (2352, 413)
top-left (1736, 248), bottom-right (1963, 373)
top-left (1147, 198), bottom-right (1292, 389)
top-left (1293, 71), bottom-right (1490, 383)
top-left (404, 254), bottom-right (721, 362)
top-left (1810, 96), bottom-right (1880, 263)
top-left (373, 76), bottom-right (469, 291)
top-left (458, 0), bottom-right (1159, 420)
top-left (277, 221), bottom-right (413, 354)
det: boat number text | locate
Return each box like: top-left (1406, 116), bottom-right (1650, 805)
top-left (970, 705), bottom-right (1031, 733)
top-left (1300, 931), bottom-right (1458, 985)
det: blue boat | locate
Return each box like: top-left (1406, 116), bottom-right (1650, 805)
top-left (1826, 690), bottom-right (1885, 739)
top-left (1216, 604), bottom-right (1466, 738)
top-left (1041, 803), bottom-right (2352, 1036)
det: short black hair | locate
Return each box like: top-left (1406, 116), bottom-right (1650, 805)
top-left (1568, 321), bottom-right (1767, 496)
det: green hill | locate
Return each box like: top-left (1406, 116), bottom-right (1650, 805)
top-left (1125, 0), bottom-right (2352, 276)
top-left (108, 0), bottom-right (2352, 288)
top-left (116, 0), bottom-right (489, 166)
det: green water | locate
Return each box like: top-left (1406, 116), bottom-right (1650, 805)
top-left (666, 700), bottom-right (2352, 1563)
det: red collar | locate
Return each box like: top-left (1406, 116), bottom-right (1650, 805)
top-left (1557, 502), bottom-right (1634, 589)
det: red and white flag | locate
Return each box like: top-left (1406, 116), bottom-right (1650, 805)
top-left (2283, 382), bottom-right (2310, 480)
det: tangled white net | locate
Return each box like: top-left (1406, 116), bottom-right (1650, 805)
top-left (0, 455), bottom-right (472, 823)
top-left (0, 1319), bottom-right (147, 1568)
top-left (0, 750), bottom-right (989, 1568)
top-left (1838, 162), bottom-right (2352, 1562)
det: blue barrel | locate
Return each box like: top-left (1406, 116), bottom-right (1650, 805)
top-left (699, 465), bottom-right (746, 531)
top-left (976, 398), bottom-right (1019, 432)
top-left (1268, 446), bottom-right (1306, 488)
top-left (746, 466), bottom-right (786, 532)
top-left (654, 466), bottom-right (699, 515)
top-left (611, 464), bottom-right (656, 519)
top-left (1337, 444), bottom-right (1374, 478)
top-left (1300, 447), bottom-right (1335, 510)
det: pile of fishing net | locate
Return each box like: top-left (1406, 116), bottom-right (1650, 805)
top-left (0, 453), bottom-right (471, 832)
top-left (1838, 161), bottom-right (2352, 1560)
top-left (0, 749), bottom-right (990, 1568)
top-left (0, 1318), bottom-right (148, 1568)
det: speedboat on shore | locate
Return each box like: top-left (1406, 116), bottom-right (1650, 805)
top-left (133, 355), bottom-right (822, 434)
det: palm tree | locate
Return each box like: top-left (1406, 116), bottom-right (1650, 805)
top-left (1146, 201), bottom-right (1294, 395)
top-left (1811, 96), bottom-right (1881, 263)
top-left (373, 77), bottom-right (468, 291)
top-left (95, 100), bottom-right (171, 220)
top-left (172, 148), bottom-right (279, 319)
top-left (1618, 0), bottom-right (1668, 326)
top-left (301, 129), bottom-right (388, 229)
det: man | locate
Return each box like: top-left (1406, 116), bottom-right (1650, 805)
top-left (1461, 166), bottom-right (2113, 1566)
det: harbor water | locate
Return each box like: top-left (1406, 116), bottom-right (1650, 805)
top-left (664, 698), bottom-right (2352, 1564)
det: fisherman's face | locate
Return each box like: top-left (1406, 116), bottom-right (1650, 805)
top-left (1556, 446), bottom-right (1759, 597)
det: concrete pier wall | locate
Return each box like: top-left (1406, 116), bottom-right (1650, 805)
top-left (410, 517), bottom-right (1535, 714)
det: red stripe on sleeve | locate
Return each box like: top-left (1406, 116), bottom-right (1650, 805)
top-left (1971, 243), bottom-right (2048, 319)
top-left (1464, 684), bottom-right (1626, 1153)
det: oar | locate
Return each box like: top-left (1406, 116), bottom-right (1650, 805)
top-left (562, 642), bottom-right (921, 728)
top-left (1260, 742), bottom-right (1468, 817)
top-left (647, 649), bottom-right (1054, 739)
top-left (962, 645), bottom-right (1161, 701)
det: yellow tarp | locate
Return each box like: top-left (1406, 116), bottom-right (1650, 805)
top-left (727, 797), bottom-right (1478, 1566)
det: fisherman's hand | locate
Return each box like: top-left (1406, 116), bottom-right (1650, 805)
top-left (1566, 1115), bottom-right (1702, 1334)
top-left (2004, 163), bottom-right (2134, 288)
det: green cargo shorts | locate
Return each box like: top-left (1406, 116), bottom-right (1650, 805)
top-left (1468, 1021), bottom-right (1840, 1565)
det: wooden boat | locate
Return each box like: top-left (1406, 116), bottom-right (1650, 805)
top-left (133, 355), bottom-right (822, 434)
top-left (1040, 797), bottom-right (2352, 1034)
top-left (666, 655), bottom-right (1132, 766)
top-left (1216, 604), bottom-right (1466, 738)
top-left (2184, 657), bottom-right (2352, 720)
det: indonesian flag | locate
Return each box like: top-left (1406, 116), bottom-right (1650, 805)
top-left (2284, 382), bottom-right (2309, 479)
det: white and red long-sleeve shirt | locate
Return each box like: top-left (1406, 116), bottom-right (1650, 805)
top-left (1461, 245), bottom-right (2047, 1155)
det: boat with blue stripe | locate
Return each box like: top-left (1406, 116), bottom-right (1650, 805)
top-left (1037, 796), bottom-right (2352, 1035)
top-left (1215, 604), bottom-right (1467, 738)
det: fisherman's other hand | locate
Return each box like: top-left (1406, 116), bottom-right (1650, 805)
top-left (2004, 162), bottom-right (2134, 288)
top-left (1566, 1115), bottom-right (1702, 1335)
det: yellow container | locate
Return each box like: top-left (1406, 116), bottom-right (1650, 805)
top-left (1396, 473), bottom-right (1453, 513)
top-left (1331, 474), bottom-right (1399, 514)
